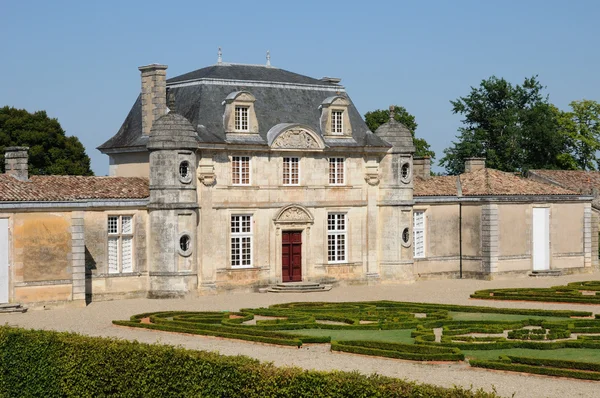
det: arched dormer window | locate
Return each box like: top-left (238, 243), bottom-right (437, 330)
top-left (222, 91), bottom-right (259, 134)
top-left (320, 96), bottom-right (352, 137)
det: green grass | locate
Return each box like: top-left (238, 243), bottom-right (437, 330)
top-left (283, 328), bottom-right (414, 344)
top-left (464, 348), bottom-right (600, 363)
top-left (449, 312), bottom-right (569, 322)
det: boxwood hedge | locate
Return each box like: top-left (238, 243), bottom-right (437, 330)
top-left (0, 326), bottom-right (499, 398)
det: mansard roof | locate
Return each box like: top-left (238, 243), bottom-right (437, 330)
top-left (0, 175), bottom-right (149, 202)
top-left (98, 63), bottom-right (390, 152)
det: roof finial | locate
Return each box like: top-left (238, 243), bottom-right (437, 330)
top-left (167, 90), bottom-right (176, 113)
top-left (389, 105), bottom-right (396, 121)
top-left (266, 50), bottom-right (271, 67)
top-left (217, 47), bottom-right (222, 64)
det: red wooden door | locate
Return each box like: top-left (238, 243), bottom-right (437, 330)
top-left (282, 231), bottom-right (302, 282)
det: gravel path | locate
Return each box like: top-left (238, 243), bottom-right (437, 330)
top-left (2, 273), bottom-right (600, 398)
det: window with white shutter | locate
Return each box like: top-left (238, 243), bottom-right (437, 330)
top-left (413, 211), bottom-right (425, 258)
top-left (107, 215), bottom-right (134, 273)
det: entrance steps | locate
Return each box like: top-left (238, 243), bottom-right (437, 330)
top-left (0, 303), bottom-right (27, 313)
top-left (529, 270), bottom-right (563, 277)
top-left (264, 282), bottom-right (332, 293)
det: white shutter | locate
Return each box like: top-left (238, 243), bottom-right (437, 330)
top-left (108, 237), bottom-right (119, 273)
top-left (413, 211), bottom-right (425, 258)
top-left (121, 237), bottom-right (133, 273)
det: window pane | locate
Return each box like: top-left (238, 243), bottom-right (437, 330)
top-left (231, 237), bottom-right (240, 266)
top-left (121, 216), bottom-right (133, 235)
top-left (108, 237), bottom-right (119, 273)
top-left (108, 216), bottom-right (118, 234)
top-left (121, 237), bottom-right (133, 273)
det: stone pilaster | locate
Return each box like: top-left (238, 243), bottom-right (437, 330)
top-left (584, 204), bottom-right (593, 268)
top-left (481, 204), bottom-right (499, 274)
top-left (139, 64), bottom-right (168, 136)
top-left (592, 210), bottom-right (599, 269)
top-left (71, 212), bottom-right (85, 301)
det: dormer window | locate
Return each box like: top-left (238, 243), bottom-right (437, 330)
top-left (331, 110), bottom-right (344, 134)
top-left (235, 106), bottom-right (249, 131)
top-left (320, 96), bottom-right (352, 137)
top-left (223, 91), bottom-right (258, 134)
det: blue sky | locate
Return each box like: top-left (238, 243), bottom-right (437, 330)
top-left (1, 0), bottom-right (598, 175)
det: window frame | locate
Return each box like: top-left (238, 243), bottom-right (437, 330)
top-left (329, 157), bottom-right (345, 185)
top-left (413, 210), bottom-right (426, 258)
top-left (331, 110), bottom-right (344, 135)
top-left (234, 106), bottom-right (249, 132)
top-left (327, 212), bottom-right (347, 264)
top-left (107, 215), bottom-right (134, 274)
top-left (231, 156), bottom-right (251, 186)
top-left (230, 214), bottom-right (253, 268)
top-left (282, 157), bottom-right (300, 186)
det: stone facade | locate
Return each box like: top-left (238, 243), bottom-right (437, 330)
top-left (0, 61), bottom-right (595, 307)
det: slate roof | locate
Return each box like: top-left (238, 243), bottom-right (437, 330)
top-left (98, 64), bottom-right (390, 151)
top-left (166, 64), bottom-right (334, 86)
top-left (414, 168), bottom-right (577, 197)
top-left (0, 175), bottom-right (149, 202)
top-left (374, 119), bottom-right (415, 152)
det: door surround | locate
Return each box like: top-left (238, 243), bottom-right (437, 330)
top-left (273, 204), bottom-right (314, 283)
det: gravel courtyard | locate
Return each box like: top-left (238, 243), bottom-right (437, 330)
top-left (2, 274), bottom-right (600, 398)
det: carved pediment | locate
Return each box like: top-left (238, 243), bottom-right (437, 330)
top-left (274, 204), bottom-right (314, 224)
top-left (272, 129), bottom-right (320, 149)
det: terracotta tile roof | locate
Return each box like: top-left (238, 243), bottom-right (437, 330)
top-left (527, 170), bottom-right (600, 194)
top-left (414, 176), bottom-right (458, 196)
top-left (460, 168), bottom-right (576, 196)
top-left (414, 168), bottom-right (578, 197)
top-left (0, 175), bottom-right (149, 202)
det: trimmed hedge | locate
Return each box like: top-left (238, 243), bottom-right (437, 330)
top-left (471, 281), bottom-right (600, 305)
top-left (0, 326), bottom-right (501, 398)
top-left (470, 356), bottom-right (600, 381)
top-left (331, 340), bottom-right (464, 362)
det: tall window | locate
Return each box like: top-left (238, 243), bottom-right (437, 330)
top-left (231, 215), bottom-right (252, 267)
top-left (331, 110), bottom-right (344, 134)
top-left (283, 157), bottom-right (299, 185)
top-left (232, 156), bottom-right (250, 185)
top-left (108, 215), bottom-right (133, 274)
top-left (413, 211), bottom-right (425, 258)
top-left (327, 213), bottom-right (347, 263)
top-left (235, 106), bottom-right (249, 131)
top-left (329, 158), bottom-right (345, 185)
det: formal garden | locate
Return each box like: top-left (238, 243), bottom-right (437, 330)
top-left (112, 297), bottom-right (600, 382)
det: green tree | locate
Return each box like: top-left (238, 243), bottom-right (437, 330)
top-left (440, 76), bottom-right (570, 174)
top-left (556, 99), bottom-right (600, 170)
top-left (0, 106), bottom-right (93, 176)
top-left (364, 106), bottom-right (435, 160)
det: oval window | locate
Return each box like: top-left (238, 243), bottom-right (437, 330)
top-left (401, 163), bottom-right (410, 180)
top-left (178, 233), bottom-right (192, 256)
top-left (178, 161), bottom-right (192, 183)
top-left (402, 228), bottom-right (410, 244)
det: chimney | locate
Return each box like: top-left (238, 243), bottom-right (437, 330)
top-left (4, 146), bottom-right (29, 181)
top-left (138, 64), bottom-right (168, 136)
top-left (464, 157), bottom-right (486, 173)
top-left (413, 156), bottom-right (431, 179)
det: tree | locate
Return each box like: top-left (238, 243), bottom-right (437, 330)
top-left (0, 106), bottom-right (93, 176)
top-left (439, 76), bottom-right (572, 175)
top-left (556, 100), bottom-right (600, 170)
top-left (364, 106), bottom-right (435, 160)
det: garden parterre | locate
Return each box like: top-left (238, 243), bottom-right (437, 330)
top-left (114, 300), bottom-right (600, 380)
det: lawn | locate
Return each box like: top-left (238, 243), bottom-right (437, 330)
top-left (284, 328), bottom-right (414, 344)
top-left (448, 312), bottom-right (569, 322)
top-left (464, 348), bottom-right (600, 363)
